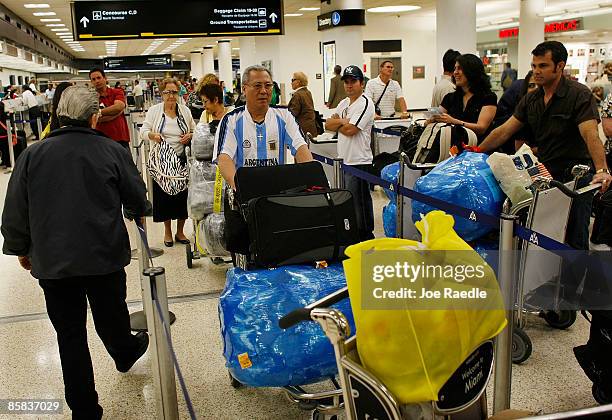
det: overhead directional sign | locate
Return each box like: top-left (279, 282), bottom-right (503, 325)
top-left (103, 54), bottom-right (172, 71)
top-left (71, 0), bottom-right (284, 41)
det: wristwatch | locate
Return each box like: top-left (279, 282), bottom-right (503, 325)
top-left (595, 168), bottom-right (610, 175)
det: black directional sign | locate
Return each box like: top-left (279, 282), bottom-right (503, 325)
top-left (103, 55), bottom-right (172, 70)
top-left (71, 0), bottom-right (284, 41)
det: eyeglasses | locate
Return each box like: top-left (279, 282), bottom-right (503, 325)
top-left (528, 83), bottom-right (536, 88)
top-left (291, 79), bottom-right (296, 82)
top-left (247, 82), bottom-right (274, 91)
top-left (162, 90), bottom-right (179, 96)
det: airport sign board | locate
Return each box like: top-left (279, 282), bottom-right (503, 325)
top-left (71, 0), bottom-right (284, 40)
top-left (103, 54), bottom-right (172, 70)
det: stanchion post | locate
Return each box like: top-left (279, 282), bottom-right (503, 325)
top-left (396, 153), bottom-right (406, 238)
top-left (141, 266), bottom-right (179, 420)
top-left (36, 117), bottom-right (43, 140)
top-left (143, 135), bottom-right (155, 204)
top-left (5, 119), bottom-right (16, 172)
top-left (332, 158), bottom-right (344, 189)
top-left (493, 213), bottom-right (518, 413)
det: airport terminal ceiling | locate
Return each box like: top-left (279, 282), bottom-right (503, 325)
top-left (3, 0), bottom-right (610, 60)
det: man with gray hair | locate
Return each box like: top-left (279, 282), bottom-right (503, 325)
top-left (1, 85), bottom-right (150, 420)
top-left (213, 64), bottom-right (313, 256)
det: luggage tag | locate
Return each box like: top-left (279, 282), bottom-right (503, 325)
top-left (267, 139), bottom-right (277, 151)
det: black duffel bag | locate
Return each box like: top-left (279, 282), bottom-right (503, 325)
top-left (245, 187), bottom-right (359, 268)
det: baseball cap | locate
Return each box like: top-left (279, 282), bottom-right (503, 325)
top-left (341, 65), bottom-right (364, 81)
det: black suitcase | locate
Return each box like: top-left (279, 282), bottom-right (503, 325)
top-left (224, 161), bottom-right (330, 257)
top-left (245, 188), bottom-right (359, 267)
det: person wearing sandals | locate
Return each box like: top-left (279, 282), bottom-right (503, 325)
top-left (140, 77), bottom-right (196, 247)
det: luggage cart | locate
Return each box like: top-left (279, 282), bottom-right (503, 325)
top-left (280, 287), bottom-right (493, 420)
top-left (510, 167), bottom-right (601, 363)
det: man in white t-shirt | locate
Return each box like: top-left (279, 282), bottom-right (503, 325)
top-left (45, 83), bottom-right (55, 100)
top-left (431, 49), bottom-right (461, 107)
top-left (325, 65), bottom-right (375, 240)
top-left (29, 78), bottom-right (38, 93)
top-left (133, 80), bottom-right (144, 111)
top-left (365, 61), bottom-right (408, 119)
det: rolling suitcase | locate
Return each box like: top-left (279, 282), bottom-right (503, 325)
top-left (224, 162), bottom-right (330, 256)
top-left (245, 188), bottom-right (359, 267)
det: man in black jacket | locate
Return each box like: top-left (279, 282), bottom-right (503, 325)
top-left (1, 86), bottom-right (150, 420)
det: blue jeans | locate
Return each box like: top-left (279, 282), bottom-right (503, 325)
top-left (344, 165), bottom-right (374, 241)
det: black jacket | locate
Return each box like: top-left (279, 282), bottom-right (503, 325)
top-left (1, 126), bottom-right (148, 279)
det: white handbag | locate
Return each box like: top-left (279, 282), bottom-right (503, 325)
top-left (147, 139), bottom-right (189, 195)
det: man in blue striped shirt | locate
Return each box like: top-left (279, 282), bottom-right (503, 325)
top-left (213, 65), bottom-right (313, 190)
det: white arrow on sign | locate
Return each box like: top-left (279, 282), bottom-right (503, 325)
top-left (269, 12), bottom-right (278, 23)
top-left (80, 16), bottom-right (90, 28)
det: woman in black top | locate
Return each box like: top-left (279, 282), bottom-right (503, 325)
top-left (433, 53), bottom-right (498, 141)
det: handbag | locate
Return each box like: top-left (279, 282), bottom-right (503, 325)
top-left (147, 139), bottom-right (189, 195)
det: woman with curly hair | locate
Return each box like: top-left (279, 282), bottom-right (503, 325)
top-left (432, 53), bottom-right (498, 141)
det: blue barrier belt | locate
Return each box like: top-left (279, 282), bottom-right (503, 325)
top-left (14, 119), bottom-right (37, 124)
top-left (311, 152), bottom-right (577, 254)
top-left (372, 127), bottom-right (404, 135)
top-left (340, 162), bottom-right (501, 228)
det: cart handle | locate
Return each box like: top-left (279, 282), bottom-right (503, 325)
top-left (279, 286), bottom-right (349, 329)
top-left (548, 179), bottom-right (601, 198)
top-left (400, 152), bottom-right (437, 171)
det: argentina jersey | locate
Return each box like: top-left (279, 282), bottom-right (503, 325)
top-left (213, 106), bottom-right (308, 168)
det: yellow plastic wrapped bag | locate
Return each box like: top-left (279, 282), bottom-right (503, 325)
top-left (343, 210), bottom-right (507, 404)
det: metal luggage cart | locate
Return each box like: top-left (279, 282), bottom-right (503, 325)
top-left (371, 118), bottom-right (412, 156)
top-left (396, 157), bottom-right (599, 364)
top-left (279, 287), bottom-right (493, 420)
top-left (509, 166), bottom-right (601, 363)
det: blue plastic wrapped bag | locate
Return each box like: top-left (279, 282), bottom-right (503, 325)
top-left (381, 162), bottom-right (400, 201)
top-left (219, 264), bottom-right (354, 387)
top-left (412, 152), bottom-right (503, 241)
top-left (383, 202), bottom-right (397, 237)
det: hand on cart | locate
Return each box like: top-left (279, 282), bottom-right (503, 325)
top-left (591, 171), bottom-right (611, 193)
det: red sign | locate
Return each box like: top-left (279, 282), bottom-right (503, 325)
top-left (498, 19), bottom-right (581, 39)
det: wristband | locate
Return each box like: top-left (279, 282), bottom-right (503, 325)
top-left (595, 168), bottom-right (610, 175)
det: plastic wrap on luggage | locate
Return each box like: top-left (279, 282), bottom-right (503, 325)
top-left (486, 144), bottom-right (536, 206)
top-left (381, 162), bottom-right (400, 201)
top-left (191, 122), bottom-right (215, 160)
top-left (412, 152), bottom-right (504, 241)
top-left (383, 202), bottom-right (397, 238)
top-left (219, 264), bottom-right (355, 387)
top-left (187, 161), bottom-right (219, 220)
top-left (198, 213), bottom-right (229, 257)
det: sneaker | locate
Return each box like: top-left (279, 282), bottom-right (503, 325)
top-left (116, 332), bottom-right (149, 373)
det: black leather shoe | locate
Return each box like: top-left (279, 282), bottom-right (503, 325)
top-left (164, 240), bottom-right (174, 247)
top-left (116, 332), bottom-right (149, 373)
top-left (175, 235), bottom-right (190, 244)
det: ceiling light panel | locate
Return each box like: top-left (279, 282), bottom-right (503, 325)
top-left (40, 18), bottom-right (60, 22)
top-left (45, 23), bottom-right (65, 27)
top-left (299, 7), bottom-right (319, 11)
top-left (33, 11), bottom-right (55, 16)
top-left (367, 5), bottom-right (421, 13)
top-left (285, 13), bottom-right (303, 17)
top-left (24, 4), bottom-right (50, 8)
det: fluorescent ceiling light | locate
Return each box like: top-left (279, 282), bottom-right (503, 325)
top-left (51, 28), bottom-right (67, 31)
top-left (232, 47), bottom-right (240, 50)
top-left (24, 4), bottom-right (50, 8)
top-left (45, 23), bottom-right (65, 27)
top-left (40, 18), bottom-right (60, 22)
top-left (537, 9), bottom-right (566, 17)
top-left (299, 7), bottom-right (319, 11)
top-left (367, 5), bottom-right (421, 13)
top-left (490, 17), bottom-right (515, 24)
top-left (285, 13), bottom-right (303, 17)
top-left (33, 11), bottom-right (55, 16)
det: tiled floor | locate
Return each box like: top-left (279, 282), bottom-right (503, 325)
top-left (0, 161), bottom-right (603, 419)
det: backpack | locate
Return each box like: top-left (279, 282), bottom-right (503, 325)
top-left (399, 119), bottom-right (427, 161)
top-left (412, 122), bottom-right (477, 164)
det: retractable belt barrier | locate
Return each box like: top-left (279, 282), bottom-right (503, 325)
top-left (135, 220), bottom-right (197, 420)
top-left (311, 152), bottom-right (577, 254)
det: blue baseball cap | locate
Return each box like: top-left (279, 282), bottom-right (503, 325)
top-left (341, 65), bottom-right (364, 81)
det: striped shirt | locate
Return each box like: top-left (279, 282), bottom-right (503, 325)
top-left (364, 76), bottom-right (404, 117)
top-left (213, 105), bottom-right (307, 168)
